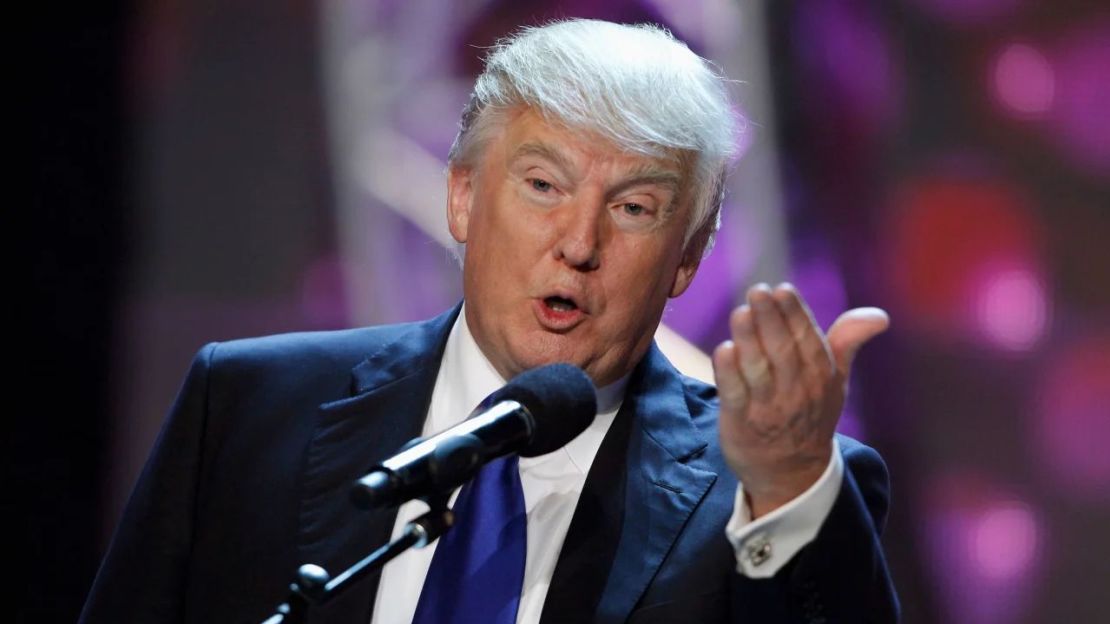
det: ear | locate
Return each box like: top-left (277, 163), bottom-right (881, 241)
top-left (669, 218), bottom-right (711, 297)
top-left (669, 254), bottom-right (701, 298)
top-left (446, 166), bottom-right (474, 244)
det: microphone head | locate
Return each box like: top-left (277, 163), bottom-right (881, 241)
top-left (495, 363), bottom-right (598, 457)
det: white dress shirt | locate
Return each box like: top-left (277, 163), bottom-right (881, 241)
top-left (370, 311), bottom-right (843, 622)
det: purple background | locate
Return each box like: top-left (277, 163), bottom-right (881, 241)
top-left (24, 1), bottom-right (1109, 622)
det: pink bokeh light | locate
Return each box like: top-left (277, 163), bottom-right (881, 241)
top-left (971, 501), bottom-right (1041, 582)
top-left (925, 477), bottom-right (1046, 624)
top-left (970, 264), bottom-right (1049, 352)
top-left (884, 171), bottom-right (1049, 352)
top-left (990, 42), bottom-right (1055, 118)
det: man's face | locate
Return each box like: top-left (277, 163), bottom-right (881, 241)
top-left (447, 108), bottom-right (701, 387)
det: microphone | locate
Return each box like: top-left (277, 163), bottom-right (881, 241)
top-left (350, 363), bottom-right (597, 510)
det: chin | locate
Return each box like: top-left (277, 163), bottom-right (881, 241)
top-left (507, 341), bottom-right (584, 375)
top-left (513, 349), bottom-right (577, 372)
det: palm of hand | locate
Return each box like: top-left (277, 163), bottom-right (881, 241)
top-left (711, 283), bottom-right (889, 518)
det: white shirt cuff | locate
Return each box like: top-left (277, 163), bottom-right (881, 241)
top-left (725, 437), bottom-right (844, 578)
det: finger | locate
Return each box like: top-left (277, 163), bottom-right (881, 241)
top-left (748, 283), bottom-right (802, 395)
top-left (730, 304), bottom-right (773, 401)
top-left (712, 340), bottom-right (750, 410)
top-left (772, 283), bottom-right (834, 378)
top-left (827, 307), bottom-right (891, 379)
top-left (771, 284), bottom-right (831, 405)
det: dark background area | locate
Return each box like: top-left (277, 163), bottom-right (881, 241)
top-left (26, 5), bottom-right (130, 621)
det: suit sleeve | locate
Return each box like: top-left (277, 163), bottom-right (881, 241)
top-left (728, 441), bottom-right (900, 623)
top-left (78, 343), bottom-right (219, 624)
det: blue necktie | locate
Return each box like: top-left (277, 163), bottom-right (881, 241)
top-left (411, 455), bottom-right (527, 624)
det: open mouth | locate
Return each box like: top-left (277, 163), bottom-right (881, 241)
top-left (535, 294), bottom-right (586, 329)
top-left (543, 295), bottom-right (579, 313)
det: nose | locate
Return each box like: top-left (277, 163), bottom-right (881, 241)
top-left (553, 199), bottom-right (603, 270)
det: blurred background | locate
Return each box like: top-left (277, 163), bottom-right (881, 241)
top-left (25, 0), bottom-right (1108, 622)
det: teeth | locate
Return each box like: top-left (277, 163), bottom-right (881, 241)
top-left (546, 297), bottom-right (576, 312)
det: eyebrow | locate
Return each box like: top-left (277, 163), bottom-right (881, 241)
top-left (510, 142), bottom-right (574, 173)
top-left (612, 164), bottom-right (683, 198)
top-left (510, 141), bottom-right (684, 198)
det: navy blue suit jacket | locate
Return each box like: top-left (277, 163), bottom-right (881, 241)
top-left (80, 306), bottom-right (898, 623)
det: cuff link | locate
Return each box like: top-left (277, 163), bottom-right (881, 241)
top-left (744, 535), bottom-right (773, 567)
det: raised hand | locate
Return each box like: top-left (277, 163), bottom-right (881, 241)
top-left (711, 283), bottom-right (889, 518)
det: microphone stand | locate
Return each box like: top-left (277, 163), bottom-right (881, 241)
top-left (260, 495), bottom-right (454, 624)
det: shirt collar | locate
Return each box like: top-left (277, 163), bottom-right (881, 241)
top-left (439, 305), bottom-right (629, 474)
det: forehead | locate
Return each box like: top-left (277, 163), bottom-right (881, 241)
top-left (494, 108), bottom-right (690, 183)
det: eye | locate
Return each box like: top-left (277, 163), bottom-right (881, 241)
top-left (530, 178), bottom-right (553, 193)
top-left (611, 197), bottom-right (664, 232)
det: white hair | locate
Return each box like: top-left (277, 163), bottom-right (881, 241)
top-left (448, 19), bottom-right (745, 257)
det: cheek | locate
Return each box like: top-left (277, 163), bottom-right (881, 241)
top-left (464, 220), bottom-right (538, 302)
top-left (602, 243), bottom-right (685, 315)
top-left (483, 189), bottom-right (543, 242)
top-left (604, 261), bottom-right (670, 314)
top-left (622, 238), bottom-right (683, 285)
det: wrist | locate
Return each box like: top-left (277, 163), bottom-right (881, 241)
top-left (741, 456), bottom-right (830, 519)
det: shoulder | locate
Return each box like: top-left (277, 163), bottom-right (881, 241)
top-left (193, 306), bottom-right (457, 378)
top-left (202, 324), bottom-right (406, 370)
top-left (835, 433), bottom-right (888, 474)
top-left (177, 315), bottom-right (448, 404)
top-left (169, 315), bottom-right (452, 447)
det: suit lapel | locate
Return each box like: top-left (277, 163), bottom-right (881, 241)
top-left (543, 344), bottom-right (719, 624)
top-left (296, 305), bottom-right (460, 623)
top-left (540, 390), bottom-right (635, 623)
top-left (289, 311), bottom-right (716, 623)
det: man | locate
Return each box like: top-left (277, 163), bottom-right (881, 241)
top-left (81, 19), bottom-right (898, 623)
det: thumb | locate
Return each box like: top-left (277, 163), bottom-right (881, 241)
top-left (827, 307), bottom-right (890, 378)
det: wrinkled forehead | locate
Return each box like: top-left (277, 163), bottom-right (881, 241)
top-left (489, 105), bottom-right (697, 190)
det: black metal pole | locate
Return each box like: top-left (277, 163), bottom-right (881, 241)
top-left (260, 502), bottom-right (454, 624)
